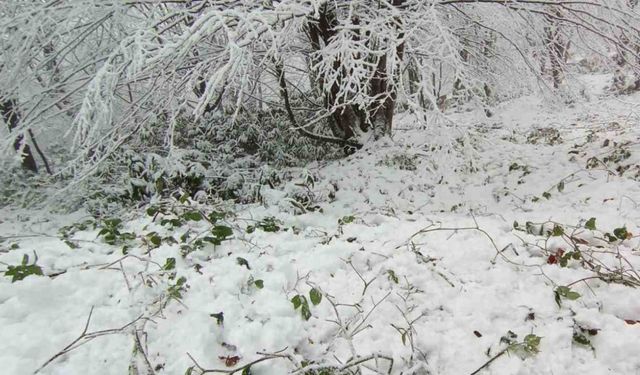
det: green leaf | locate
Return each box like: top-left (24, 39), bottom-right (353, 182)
top-left (573, 333), bottom-right (591, 346)
top-left (163, 257), bottom-right (176, 271)
top-left (201, 236), bottom-right (220, 245)
top-left (523, 334), bottom-right (542, 353)
top-left (4, 256), bottom-right (43, 283)
top-left (236, 257), bottom-right (251, 270)
top-left (148, 233), bottom-right (162, 247)
top-left (103, 218), bottom-right (122, 229)
top-left (64, 240), bottom-right (79, 249)
top-left (565, 291), bottom-right (581, 300)
top-left (613, 226), bottom-right (629, 240)
top-left (291, 295), bottom-right (303, 310)
top-left (254, 279), bottom-right (264, 289)
top-left (551, 225), bottom-right (564, 237)
top-left (254, 217), bottom-right (281, 232)
top-left (146, 206), bottom-right (159, 216)
top-left (339, 215), bottom-right (356, 225)
top-left (241, 366), bottom-right (252, 375)
top-left (542, 192), bottom-right (551, 200)
top-left (301, 303), bottom-right (312, 320)
top-left (556, 286), bottom-right (581, 301)
top-left (180, 231), bottom-right (190, 243)
top-left (161, 218), bottom-right (183, 227)
top-left (585, 217), bottom-right (596, 230)
top-left (210, 312), bottom-right (224, 325)
top-left (182, 211), bottom-right (203, 222)
top-left (557, 181), bottom-right (565, 192)
top-left (168, 276), bottom-right (187, 299)
top-left (291, 295), bottom-right (311, 320)
top-left (604, 233), bottom-right (617, 242)
top-left (208, 211), bottom-right (226, 223)
top-left (524, 334), bottom-right (541, 347)
top-left (212, 225), bottom-right (233, 240)
top-left (387, 270), bottom-right (399, 284)
top-left (309, 288), bottom-right (322, 305)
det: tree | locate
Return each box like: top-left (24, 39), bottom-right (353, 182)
top-left (1, 0), bottom-right (639, 178)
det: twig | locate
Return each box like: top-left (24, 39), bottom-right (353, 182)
top-left (34, 306), bottom-right (95, 374)
top-left (347, 260), bottom-right (376, 296)
top-left (34, 307), bottom-right (144, 373)
top-left (468, 347), bottom-right (509, 375)
top-left (187, 349), bottom-right (292, 374)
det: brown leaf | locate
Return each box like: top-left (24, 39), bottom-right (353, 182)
top-left (224, 356), bottom-right (241, 367)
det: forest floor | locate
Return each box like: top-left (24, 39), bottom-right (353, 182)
top-left (1, 75), bottom-right (640, 375)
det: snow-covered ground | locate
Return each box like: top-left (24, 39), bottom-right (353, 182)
top-left (1, 76), bottom-right (640, 375)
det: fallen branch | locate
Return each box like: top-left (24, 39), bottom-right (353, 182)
top-left (34, 307), bottom-right (144, 373)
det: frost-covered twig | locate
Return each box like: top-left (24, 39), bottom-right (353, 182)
top-left (34, 307), bottom-right (146, 373)
top-left (186, 348), bottom-right (294, 375)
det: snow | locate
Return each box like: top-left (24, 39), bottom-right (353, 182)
top-left (1, 78), bottom-right (640, 374)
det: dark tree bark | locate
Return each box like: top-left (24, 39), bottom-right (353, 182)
top-left (306, 0), bottom-right (406, 140)
top-left (0, 99), bottom-right (38, 173)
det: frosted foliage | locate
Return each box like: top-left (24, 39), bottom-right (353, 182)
top-left (0, 0), bottom-right (638, 178)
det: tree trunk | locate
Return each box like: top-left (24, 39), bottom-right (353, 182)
top-left (1, 99), bottom-right (38, 173)
top-left (543, 8), bottom-right (567, 89)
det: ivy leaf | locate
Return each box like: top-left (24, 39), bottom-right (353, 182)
top-left (254, 279), bottom-right (264, 289)
top-left (585, 217), bottom-right (596, 230)
top-left (309, 288), bottom-right (322, 305)
top-left (613, 226), bottom-right (629, 240)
